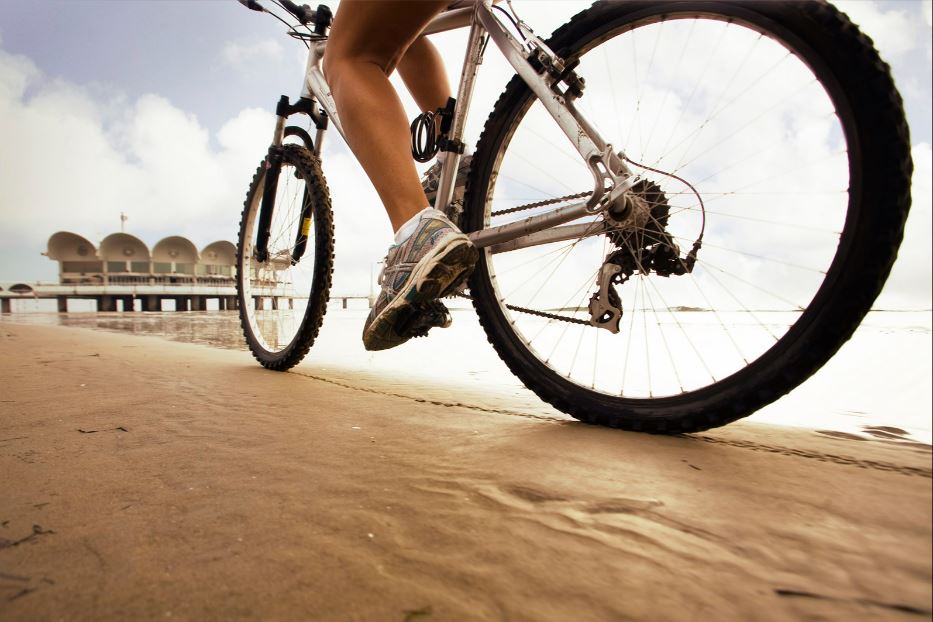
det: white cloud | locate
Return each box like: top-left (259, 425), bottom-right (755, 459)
top-left (222, 38), bottom-right (284, 68)
top-left (835, 0), bottom-right (926, 58)
top-left (0, 47), bottom-right (39, 102)
top-left (0, 47), bottom-right (274, 261)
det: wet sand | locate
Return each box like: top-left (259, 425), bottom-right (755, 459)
top-left (1, 323), bottom-right (930, 620)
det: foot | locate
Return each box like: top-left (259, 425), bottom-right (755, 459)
top-left (362, 209), bottom-right (477, 351)
top-left (422, 154), bottom-right (473, 206)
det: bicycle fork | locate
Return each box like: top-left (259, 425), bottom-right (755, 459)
top-left (254, 95), bottom-right (328, 265)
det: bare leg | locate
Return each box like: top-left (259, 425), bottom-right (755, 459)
top-left (323, 0), bottom-right (449, 232)
top-left (398, 36), bottom-right (452, 114)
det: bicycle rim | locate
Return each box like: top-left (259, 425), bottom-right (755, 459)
top-left (239, 153), bottom-right (321, 360)
top-left (476, 7), bottom-right (860, 401)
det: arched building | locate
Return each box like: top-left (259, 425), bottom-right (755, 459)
top-left (45, 231), bottom-right (236, 287)
top-left (99, 233), bottom-right (152, 284)
top-left (199, 241), bottom-right (237, 285)
top-left (152, 236), bottom-right (200, 284)
top-left (46, 232), bottom-right (103, 284)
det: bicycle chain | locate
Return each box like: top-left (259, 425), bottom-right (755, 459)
top-left (490, 190), bottom-right (593, 217)
top-left (453, 292), bottom-right (590, 325)
top-left (476, 190), bottom-right (600, 325)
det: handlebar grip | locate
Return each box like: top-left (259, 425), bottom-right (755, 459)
top-left (237, 0), bottom-right (264, 12)
top-left (278, 0), bottom-right (316, 24)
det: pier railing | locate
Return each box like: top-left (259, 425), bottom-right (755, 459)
top-left (0, 282), bottom-right (374, 313)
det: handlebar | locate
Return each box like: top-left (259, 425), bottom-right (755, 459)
top-left (237, 0), bottom-right (317, 25)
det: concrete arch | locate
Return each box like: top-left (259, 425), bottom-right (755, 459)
top-left (99, 233), bottom-right (150, 261)
top-left (198, 241), bottom-right (236, 278)
top-left (200, 241), bottom-right (236, 266)
top-left (47, 231), bottom-right (97, 261)
top-left (153, 236), bottom-right (199, 264)
top-left (152, 236), bottom-right (199, 276)
top-left (100, 233), bottom-right (151, 275)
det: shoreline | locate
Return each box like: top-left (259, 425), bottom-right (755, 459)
top-left (2, 308), bottom-right (931, 445)
top-left (1, 322), bottom-right (930, 620)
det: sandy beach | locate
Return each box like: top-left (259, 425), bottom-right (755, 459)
top-left (1, 322), bottom-right (930, 620)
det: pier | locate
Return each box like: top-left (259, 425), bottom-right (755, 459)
top-left (0, 282), bottom-right (239, 313)
top-left (0, 231), bottom-right (374, 314)
top-left (0, 283), bottom-right (373, 314)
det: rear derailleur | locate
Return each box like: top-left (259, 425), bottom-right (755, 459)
top-left (587, 233), bottom-right (701, 334)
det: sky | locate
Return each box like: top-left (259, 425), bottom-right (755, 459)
top-left (0, 0), bottom-right (930, 309)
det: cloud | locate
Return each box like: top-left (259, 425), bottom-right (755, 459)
top-left (0, 47), bottom-right (39, 102)
top-left (835, 0), bottom-right (927, 58)
top-left (1, 1), bottom-right (929, 312)
top-left (222, 38), bottom-right (285, 69)
top-left (0, 46), bottom-right (275, 273)
top-left (0, 41), bottom-right (402, 295)
top-left (222, 38), bottom-right (284, 64)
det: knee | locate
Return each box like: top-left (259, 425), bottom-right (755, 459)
top-left (324, 50), bottom-right (399, 85)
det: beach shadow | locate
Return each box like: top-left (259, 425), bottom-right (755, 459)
top-left (815, 426), bottom-right (931, 452)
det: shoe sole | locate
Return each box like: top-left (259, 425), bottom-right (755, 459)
top-left (363, 235), bottom-right (478, 351)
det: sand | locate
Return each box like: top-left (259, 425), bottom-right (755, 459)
top-left (0, 322), bottom-right (930, 621)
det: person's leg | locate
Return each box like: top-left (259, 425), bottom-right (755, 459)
top-left (397, 36), bottom-right (451, 115)
top-left (323, 0), bottom-right (448, 232)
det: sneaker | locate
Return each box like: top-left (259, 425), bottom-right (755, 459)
top-left (422, 154), bottom-right (473, 206)
top-left (362, 209), bottom-right (478, 351)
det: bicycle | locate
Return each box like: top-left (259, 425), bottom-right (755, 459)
top-left (234, 0), bottom-right (912, 434)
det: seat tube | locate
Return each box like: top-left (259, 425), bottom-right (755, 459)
top-left (434, 11), bottom-right (486, 212)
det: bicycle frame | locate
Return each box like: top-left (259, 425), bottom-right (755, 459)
top-left (286, 0), bottom-right (636, 253)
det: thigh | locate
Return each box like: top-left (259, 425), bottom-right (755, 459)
top-left (327, 0), bottom-right (449, 74)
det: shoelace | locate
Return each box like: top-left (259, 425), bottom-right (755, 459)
top-left (376, 259), bottom-right (387, 286)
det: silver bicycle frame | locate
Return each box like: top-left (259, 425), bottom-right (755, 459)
top-left (294, 0), bottom-right (633, 253)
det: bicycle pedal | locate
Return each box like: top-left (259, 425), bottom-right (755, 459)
top-left (395, 300), bottom-right (453, 338)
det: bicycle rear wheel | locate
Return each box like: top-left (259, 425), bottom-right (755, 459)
top-left (465, 1), bottom-right (912, 432)
top-left (237, 144), bottom-right (334, 370)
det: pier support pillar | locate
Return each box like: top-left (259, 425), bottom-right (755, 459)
top-left (175, 297), bottom-right (188, 312)
top-left (57, 296), bottom-right (68, 313)
top-left (1, 299), bottom-right (10, 314)
top-left (226, 296), bottom-right (238, 311)
top-left (142, 296), bottom-right (159, 312)
top-left (288, 298), bottom-right (294, 310)
top-left (342, 297), bottom-right (348, 310)
top-left (122, 297), bottom-right (136, 312)
top-left (254, 297), bottom-right (262, 310)
top-left (271, 297), bottom-right (279, 311)
top-left (98, 296), bottom-right (116, 312)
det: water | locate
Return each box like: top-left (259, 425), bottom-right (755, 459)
top-left (2, 307), bottom-right (930, 444)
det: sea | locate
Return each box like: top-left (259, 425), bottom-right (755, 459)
top-left (2, 304), bottom-right (930, 444)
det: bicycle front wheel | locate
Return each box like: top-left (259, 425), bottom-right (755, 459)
top-left (465, 1), bottom-right (912, 432)
top-left (237, 144), bottom-right (334, 370)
